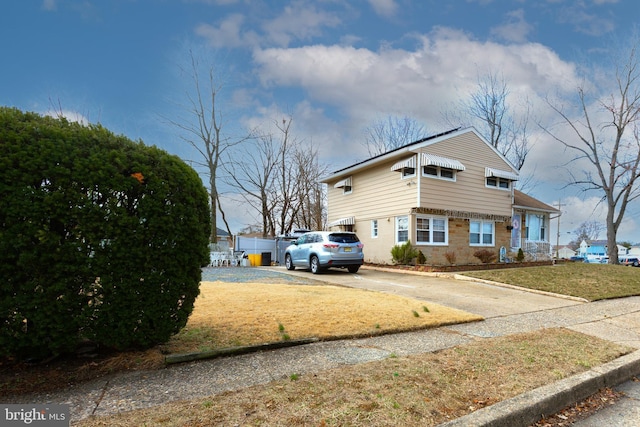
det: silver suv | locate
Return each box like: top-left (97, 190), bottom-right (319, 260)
top-left (285, 231), bottom-right (364, 274)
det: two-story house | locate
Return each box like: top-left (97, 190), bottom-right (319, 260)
top-left (321, 127), bottom-right (557, 265)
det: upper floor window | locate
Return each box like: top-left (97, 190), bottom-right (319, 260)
top-left (470, 220), bottom-right (494, 246)
top-left (485, 167), bottom-right (518, 191)
top-left (423, 165), bottom-right (456, 181)
top-left (486, 177), bottom-right (511, 189)
top-left (391, 156), bottom-right (417, 179)
top-left (333, 176), bottom-right (352, 194)
top-left (416, 216), bottom-right (448, 245)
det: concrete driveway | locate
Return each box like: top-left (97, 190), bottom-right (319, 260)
top-left (276, 265), bottom-right (584, 319)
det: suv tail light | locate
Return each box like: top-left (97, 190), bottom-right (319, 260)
top-left (323, 243), bottom-right (340, 249)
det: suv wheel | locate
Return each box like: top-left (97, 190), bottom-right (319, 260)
top-left (347, 265), bottom-right (360, 273)
top-left (285, 254), bottom-right (295, 270)
top-left (634, 260), bottom-right (639, 267)
top-left (310, 255), bottom-right (321, 274)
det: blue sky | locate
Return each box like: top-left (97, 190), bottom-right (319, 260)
top-left (2, 0), bottom-right (640, 243)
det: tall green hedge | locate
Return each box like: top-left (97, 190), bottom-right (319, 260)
top-left (0, 107), bottom-right (211, 359)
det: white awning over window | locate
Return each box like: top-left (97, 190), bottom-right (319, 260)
top-left (421, 153), bottom-right (466, 171)
top-left (485, 167), bottom-right (519, 181)
top-left (390, 156), bottom-right (416, 172)
top-left (328, 216), bottom-right (355, 226)
top-left (333, 177), bottom-right (352, 188)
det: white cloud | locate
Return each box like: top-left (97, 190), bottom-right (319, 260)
top-left (261, 1), bottom-right (341, 47)
top-left (491, 9), bottom-right (533, 43)
top-left (44, 109), bottom-right (89, 125)
top-left (367, 0), bottom-right (398, 18)
top-left (41, 0), bottom-right (56, 11)
top-left (196, 14), bottom-right (259, 49)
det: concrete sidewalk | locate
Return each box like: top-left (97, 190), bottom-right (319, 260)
top-left (10, 266), bottom-right (640, 425)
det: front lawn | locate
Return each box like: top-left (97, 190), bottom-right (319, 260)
top-left (460, 262), bottom-right (640, 301)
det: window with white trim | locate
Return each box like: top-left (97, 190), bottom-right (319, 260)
top-left (401, 167), bottom-right (416, 178)
top-left (396, 216), bottom-right (409, 243)
top-left (423, 166), bottom-right (456, 181)
top-left (486, 177), bottom-right (511, 190)
top-left (470, 220), bottom-right (495, 246)
top-left (526, 214), bottom-right (546, 241)
top-left (371, 219), bottom-right (378, 238)
top-left (416, 216), bottom-right (448, 244)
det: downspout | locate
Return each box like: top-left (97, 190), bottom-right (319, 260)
top-left (416, 152), bottom-right (421, 207)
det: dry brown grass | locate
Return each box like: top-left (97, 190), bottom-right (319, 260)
top-left (161, 281), bottom-right (483, 353)
top-left (77, 328), bottom-right (632, 427)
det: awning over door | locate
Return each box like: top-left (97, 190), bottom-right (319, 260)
top-left (485, 167), bottom-right (519, 181)
top-left (421, 153), bottom-right (466, 171)
top-left (328, 216), bottom-right (355, 226)
top-left (390, 155), bottom-right (416, 171)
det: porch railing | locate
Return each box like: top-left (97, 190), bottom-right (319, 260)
top-left (523, 241), bottom-right (552, 260)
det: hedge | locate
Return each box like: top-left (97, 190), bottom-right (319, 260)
top-left (0, 107), bottom-right (211, 359)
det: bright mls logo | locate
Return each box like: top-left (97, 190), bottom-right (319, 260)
top-left (1, 404), bottom-right (69, 426)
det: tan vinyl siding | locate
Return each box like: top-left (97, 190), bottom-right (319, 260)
top-left (418, 133), bottom-right (513, 216)
top-left (326, 159), bottom-right (418, 223)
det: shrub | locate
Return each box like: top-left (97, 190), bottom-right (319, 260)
top-left (0, 107), bottom-right (210, 359)
top-left (391, 241), bottom-right (419, 265)
top-left (473, 249), bottom-right (497, 264)
top-left (416, 250), bottom-right (426, 265)
top-left (516, 248), bottom-right (525, 262)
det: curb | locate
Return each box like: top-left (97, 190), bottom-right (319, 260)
top-left (437, 350), bottom-right (640, 426)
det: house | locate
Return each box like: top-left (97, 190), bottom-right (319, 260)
top-left (556, 246), bottom-right (577, 259)
top-left (578, 239), bottom-right (628, 262)
top-left (511, 190), bottom-right (559, 259)
top-left (320, 127), bottom-right (558, 265)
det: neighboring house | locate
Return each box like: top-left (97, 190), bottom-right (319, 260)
top-left (578, 239), bottom-right (628, 261)
top-left (511, 190), bottom-right (559, 259)
top-left (556, 246), bottom-right (577, 259)
top-left (629, 246), bottom-right (640, 256)
top-left (214, 227), bottom-right (233, 249)
top-left (320, 127), bottom-right (558, 265)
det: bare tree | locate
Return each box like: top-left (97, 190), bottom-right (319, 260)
top-left (363, 115), bottom-right (427, 157)
top-left (572, 220), bottom-right (605, 244)
top-left (545, 36), bottom-right (640, 264)
top-left (443, 71), bottom-right (533, 171)
top-left (292, 143), bottom-right (328, 231)
top-left (223, 130), bottom-right (280, 238)
top-left (166, 50), bottom-right (248, 243)
top-left (225, 116), bottom-right (327, 236)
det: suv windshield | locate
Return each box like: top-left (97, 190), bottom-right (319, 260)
top-left (328, 233), bottom-right (360, 243)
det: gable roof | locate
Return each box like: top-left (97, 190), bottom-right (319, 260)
top-left (513, 190), bottom-right (559, 213)
top-left (320, 127), bottom-right (517, 182)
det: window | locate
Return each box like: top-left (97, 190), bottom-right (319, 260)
top-left (526, 214), bottom-right (546, 241)
top-left (371, 219), bottom-right (378, 238)
top-left (401, 167), bottom-right (416, 178)
top-left (486, 177), bottom-right (511, 190)
top-left (422, 166), bottom-right (456, 181)
top-left (333, 177), bottom-right (352, 194)
top-left (470, 220), bottom-right (494, 246)
top-left (396, 216), bottom-right (409, 243)
top-left (416, 216), bottom-right (447, 245)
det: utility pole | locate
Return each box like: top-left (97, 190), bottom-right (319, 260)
top-left (553, 200), bottom-right (565, 259)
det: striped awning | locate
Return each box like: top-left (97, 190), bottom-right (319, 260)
top-left (485, 167), bottom-right (519, 181)
top-left (390, 155), bottom-right (416, 172)
top-left (421, 153), bottom-right (466, 171)
top-left (328, 216), bottom-right (355, 227)
top-left (333, 177), bottom-right (352, 188)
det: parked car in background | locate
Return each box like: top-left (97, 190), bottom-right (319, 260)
top-left (620, 256), bottom-right (640, 267)
top-left (285, 231), bottom-right (364, 274)
top-left (569, 256), bottom-right (585, 262)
